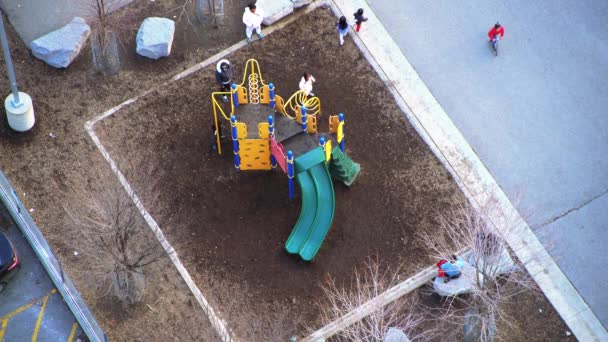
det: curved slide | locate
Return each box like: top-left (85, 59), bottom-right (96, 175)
top-left (285, 147), bottom-right (335, 261)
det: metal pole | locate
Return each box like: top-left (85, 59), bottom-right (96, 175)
top-left (0, 10), bottom-right (21, 106)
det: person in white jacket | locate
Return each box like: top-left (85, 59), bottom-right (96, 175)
top-left (299, 72), bottom-right (316, 97)
top-left (242, 4), bottom-right (264, 43)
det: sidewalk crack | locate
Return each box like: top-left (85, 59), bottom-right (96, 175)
top-left (536, 189), bottom-right (608, 229)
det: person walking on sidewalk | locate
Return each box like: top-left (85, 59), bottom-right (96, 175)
top-left (299, 72), bottom-right (316, 97)
top-left (336, 16), bottom-right (349, 46)
top-left (353, 8), bottom-right (368, 32)
top-left (243, 3), bottom-right (264, 43)
top-left (215, 59), bottom-right (232, 102)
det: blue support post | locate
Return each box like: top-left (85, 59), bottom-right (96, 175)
top-left (268, 115), bottom-right (277, 168)
top-left (339, 113), bottom-right (345, 152)
top-left (287, 151), bottom-right (295, 200)
top-left (301, 105), bottom-right (307, 132)
top-left (231, 83), bottom-right (239, 108)
top-left (269, 83), bottom-right (276, 109)
top-left (319, 136), bottom-right (325, 149)
top-left (231, 115), bottom-right (240, 170)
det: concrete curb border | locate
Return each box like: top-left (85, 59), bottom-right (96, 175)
top-left (0, 171), bottom-right (107, 342)
top-left (84, 2), bottom-right (326, 341)
top-left (329, 0), bottom-right (607, 340)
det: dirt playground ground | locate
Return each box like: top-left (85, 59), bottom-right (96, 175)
top-left (0, 0), bottom-right (575, 340)
top-left (91, 6), bottom-right (573, 341)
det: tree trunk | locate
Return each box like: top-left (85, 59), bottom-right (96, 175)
top-left (196, 0), bottom-right (225, 26)
top-left (92, 30), bottom-right (121, 76)
top-left (464, 307), bottom-right (496, 342)
top-left (112, 266), bottom-right (145, 305)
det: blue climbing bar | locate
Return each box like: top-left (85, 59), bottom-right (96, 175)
top-left (287, 150), bottom-right (295, 200)
top-left (231, 83), bottom-right (239, 108)
top-left (231, 115), bottom-right (240, 170)
top-left (268, 115), bottom-right (277, 168)
top-left (301, 105), bottom-right (307, 132)
top-left (339, 113), bottom-right (345, 152)
top-left (269, 83), bottom-right (275, 109)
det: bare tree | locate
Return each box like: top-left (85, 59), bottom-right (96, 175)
top-left (318, 258), bottom-right (426, 341)
top-left (90, 0), bottom-right (121, 75)
top-left (64, 173), bottom-right (167, 305)
top-left (419, 203), bottom-right (536, 342)
top-left (196, 0), bottom-right (225, 27)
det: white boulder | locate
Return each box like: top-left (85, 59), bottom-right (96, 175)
top-left (469, 244), bottom-right (515, 276)
top-left (433, 262), bottom-right (482, 297)
top-left (291, 0), bottom-right (314, 9)
top-left (256, 0), bottom-right (294, 26)
top-left (136, 17), bottom-right (175, 59)
top-left (384, 328), bottom-right (411, 342)
top-left (31, 17), bottom-right (90, 68)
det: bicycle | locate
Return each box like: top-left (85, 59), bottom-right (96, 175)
top-left (490, 35), bottom-right (500, 56)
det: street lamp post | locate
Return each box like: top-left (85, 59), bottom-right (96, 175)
top-left (0, 10), bottom-right (34, 132)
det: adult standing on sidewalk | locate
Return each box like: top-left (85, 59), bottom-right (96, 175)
top-left (243, 3), bottom-right (264, 43)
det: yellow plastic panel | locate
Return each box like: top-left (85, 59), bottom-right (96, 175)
top-left (325, 140), bottom-right (332, 162)
top-left (260, 85), bottom-right (270, 104)
top-left (258, 123), bottom-right (269, 139)
top-left (237, 86), bottom-right (248, 104)
top-left (337, 122), bottom-right (344, 143)
top-left (275, 96), bottom-right (285, 115)
top-left (329, 115), bottom-right (339, 133)
top-left (307, 117), bottom-right (317, 133)
top-left (236, 122), bottom-right (248, 139)
top-left (239, 139), bottom-right (271, 170)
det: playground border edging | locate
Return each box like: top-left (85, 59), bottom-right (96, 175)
top-left (84, 2), bottom-right (327, 341)
top-left (326, 0), bottom-right (608, 341)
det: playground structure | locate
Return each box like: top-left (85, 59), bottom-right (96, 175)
top-left (211, 59), bottom-right (361, 261)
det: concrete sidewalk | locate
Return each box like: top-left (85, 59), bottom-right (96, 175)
top-left (331, 0), bottom-right (608, 340)
top-left (0, 0), bottom-right (132, 46)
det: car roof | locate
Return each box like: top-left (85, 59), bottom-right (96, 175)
top-left (0, 231), bottom-right (14, 266)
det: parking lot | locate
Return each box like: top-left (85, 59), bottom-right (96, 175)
top-left (0, 202), bottom-right (82, 341)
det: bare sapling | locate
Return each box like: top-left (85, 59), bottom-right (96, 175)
top-left (64, 172), bottom-right (167, 305)
top-left (90, 0), bottom-right (121, 75)
top-left (419, 202), bottom-right (537, 341)
top-left (196, 0), bottom-right (225, 27)
top-left (318, 257), bottom-right (426, 341)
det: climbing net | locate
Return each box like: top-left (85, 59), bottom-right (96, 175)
top-left (248, 73), bottom-right (260, 104)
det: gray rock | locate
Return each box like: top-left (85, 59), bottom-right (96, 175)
top-left (136, 17), bottom-right (175, 59)
top-left (434, 261), bottom-right (482, 297)
top-left (31, 17), bottom-right (90, 68)
top-left (256, 0), bottom-right (294, 26)
top-left (383, 328), bottom-right (411, 342)
top-left (291, 0), bottom-right (314, 9)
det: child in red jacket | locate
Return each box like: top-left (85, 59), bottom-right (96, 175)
top-left (488, 22), bottom-right (505, 41)
top-left (353, 8), bottom-right (368, 32)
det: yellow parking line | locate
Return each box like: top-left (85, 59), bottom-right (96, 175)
top-left (0, 300), bottom-right (35, 321)
top-left (31, 290), bottom-right (55, 342)
top-left (67, 322), bottom-right (78, 342)
top-left (0, 319), bottom-right (9, 341)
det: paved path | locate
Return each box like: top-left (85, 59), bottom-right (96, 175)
top-left (0, 202), bottom-right (82, 341)
top-left (368, 0), bottom-right (608, 328)
top-left (0, 0), bottom-right (132, 46)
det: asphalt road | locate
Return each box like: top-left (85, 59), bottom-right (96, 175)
top-left (0, 202), bottom-right (82, 341)
top-left (368, 0), bottom-right (608, 327)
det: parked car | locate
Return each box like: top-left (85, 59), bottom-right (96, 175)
top-left (0, 231), bottom-right (20, 292)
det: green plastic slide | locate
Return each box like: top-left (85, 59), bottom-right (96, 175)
top-left (285, 147), bottom-right (336, 261)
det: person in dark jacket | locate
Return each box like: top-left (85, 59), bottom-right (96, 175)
top-left (353, 8), bottom-right (368, 32)
top-left (215, 59), bottom-right (232, 102)
top-left (336, 16), bottom-right (349, 46)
